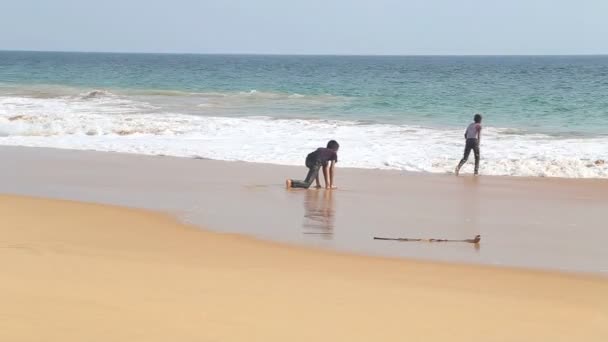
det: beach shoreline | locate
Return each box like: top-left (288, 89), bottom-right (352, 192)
top-left (2, 52), bottom-right (608, 179)
top-left (2, 194), bottom-right (607, 341)
top-left (1, 145), bottom-right (607, 275)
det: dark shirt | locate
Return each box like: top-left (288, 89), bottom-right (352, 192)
top-left (306, 148), bottom-right (338, 167)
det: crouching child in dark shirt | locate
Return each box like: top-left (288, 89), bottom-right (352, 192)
top-left (286, 140), bottom-right (339, 190)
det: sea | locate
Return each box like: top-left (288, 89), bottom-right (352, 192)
top-left (1, 51), bottom-right (607, 178)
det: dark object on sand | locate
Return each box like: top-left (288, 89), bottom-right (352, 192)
top-left (374, 234), bottom-right (481, 244)
top-left (595, 159), bottom-right (605, 166)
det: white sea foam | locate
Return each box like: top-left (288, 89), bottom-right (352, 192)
top-left (0, 94), bottom-right (606, 178)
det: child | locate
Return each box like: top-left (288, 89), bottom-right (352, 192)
top-left (455, 114), bottom-right (482, 176)
top-left (286, 140), bottom-right (339, 189)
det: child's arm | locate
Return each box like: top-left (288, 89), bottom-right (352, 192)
top-left (328, 160), bottom-right (337, 189)
top-left (322, 165), bottom-right (330, 188)
top-left (477, 125), bottom-right (482, 143)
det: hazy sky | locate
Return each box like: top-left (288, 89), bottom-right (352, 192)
top-left (1, 0), bottom-right (607, 55)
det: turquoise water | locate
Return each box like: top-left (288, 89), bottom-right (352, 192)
top-left (0, 51), bottom-right (607, 178)
top-left (1, 51), bottom-right (607, 135)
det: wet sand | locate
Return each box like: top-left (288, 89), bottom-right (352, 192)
top-left (2, 194), bottom-right (607, 341)
top-left (1, 146), bottom-right (608, 274)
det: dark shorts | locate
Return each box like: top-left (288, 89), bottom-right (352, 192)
top-left (458, 138), bottom-right (480, 173)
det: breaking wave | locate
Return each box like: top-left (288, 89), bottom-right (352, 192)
top-left (0, 92), bottom-right (607, 178)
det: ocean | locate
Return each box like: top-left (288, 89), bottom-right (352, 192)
top-left (1, 51), bottom-right (607, 178)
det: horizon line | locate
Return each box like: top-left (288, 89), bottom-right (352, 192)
top-left (1, 49), bottom-right (607, 57)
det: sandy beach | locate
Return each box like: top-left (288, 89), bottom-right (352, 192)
top-left (2, 194), bottom-right (607, 341)
top-left (1, 146), bottom-right (608, 274)
top-left (2, 9), bottom-right (608, 342)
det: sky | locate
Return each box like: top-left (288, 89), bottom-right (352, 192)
top-left (1, 0), bottom-right (607, 55)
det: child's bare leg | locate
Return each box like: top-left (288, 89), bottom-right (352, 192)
top-left (285, 179), bottom-right (292, 189)
top-left (314, 174), bottom-right (322, 188)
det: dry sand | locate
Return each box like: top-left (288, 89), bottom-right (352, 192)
top-left (1, 194), bottom-right (607, 341)
top-left (2, 146), bottom-right (608, 273)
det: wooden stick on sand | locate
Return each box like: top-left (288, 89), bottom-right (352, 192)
top-left (374, 234), bottom-right (481, 244)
